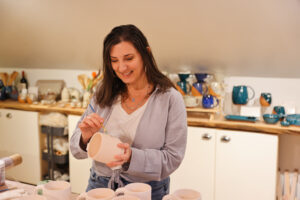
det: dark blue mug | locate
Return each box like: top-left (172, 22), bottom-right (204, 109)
top-left (232, 85), bottom-right (255, 105)
top-left (202, 94), bottom-right (219, 108)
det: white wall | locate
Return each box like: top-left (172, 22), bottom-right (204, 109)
top-left (1, 0), bottom-right (300, 78)
top-left (225, 76), bottom-right (300, 113)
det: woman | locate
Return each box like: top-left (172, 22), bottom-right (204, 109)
top-left (70, 24), bottom-right (187, 200)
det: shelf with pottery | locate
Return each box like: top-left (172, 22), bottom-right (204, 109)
top-left (1, 100), bottom-right (300, 135)
top-left (188, 114), bottom-right (300, 135)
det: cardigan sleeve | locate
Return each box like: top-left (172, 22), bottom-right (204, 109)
top-left (125, 89), bottom-right (187, 181)
top-left (69, 97), bottom-right (97, 159)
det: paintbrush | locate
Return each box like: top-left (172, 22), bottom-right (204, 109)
top-left (88, 104), bottom-right (107, 133)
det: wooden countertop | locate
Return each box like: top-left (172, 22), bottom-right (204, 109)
top-left (1, 100), bottom-right (300, 135)
top-left (0, 100), bottom-right (85, 115)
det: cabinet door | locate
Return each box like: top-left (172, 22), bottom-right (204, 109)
top-left (0, 109), bottom-right (41, 184)
top-left (68, 115), bottom-right (92, 193)
top-left (170, 126), bottom-right (215, 200)
top-left (215, 129), bottom-right (278, 200)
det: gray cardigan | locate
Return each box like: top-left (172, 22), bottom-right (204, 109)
top-left (70, 87), bottom-right (187, 183)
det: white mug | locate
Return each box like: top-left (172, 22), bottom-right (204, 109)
top-left (163, 189), bottom-right (201, 200)
top-left (112, 195), bottom-right (141, 200)
top-left (36, 181), bottom-right (71, 200)
top-left (115, 183), bottom-right (151, 200)
top-left (184, 96), bottom-right (201, 107)
top-left (19, 195), bottom-right (47, 200)
top-left (77, 188), bottom-right (116, 200)
top-left (87, 132), bottom-right (124, 164)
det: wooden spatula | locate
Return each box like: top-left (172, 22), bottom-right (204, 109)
top-left (8, 71), bottom-right (19, 86)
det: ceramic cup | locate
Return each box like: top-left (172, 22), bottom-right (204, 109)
top-left (77, 188), bottom-right (115, 200)
top-left (112, 195), bottom-right (141, 200)
top-left (202, 95), bottom-right (219, 108)
top-left (184, 95), bottom-right (201, 107)
top-left (272, 106), bottom-right (285, 119)
top-left (115, 183), bottom-right (151, 200)
top-left (176, 73), bottom-right (191, 96)
top-left (36, 181), bottom-right (71, 200)
top-left (87, 132), bottom-right (124, 164)
top-left (232, 85), bottom-right (255, 105)
top-left (259, 93), bottom-right (272, 107)
top-left (19, 195), bottom-right (47, 200)
top-left (162, 189), bottom-right (201, 200)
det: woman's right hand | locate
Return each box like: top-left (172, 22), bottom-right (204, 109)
top-left (79, 113), bottom-right (104, 144)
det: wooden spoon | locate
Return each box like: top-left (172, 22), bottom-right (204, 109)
top-left (8, 71), bottom-right (19, 86)
top-left (77, 74), bottom-right (86, 90)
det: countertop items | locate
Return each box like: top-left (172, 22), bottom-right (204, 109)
top-left (1, 100), bottom-right (300, 135)
top-left (0, 100), bottom-right (85, 115)
top-left (0, 180), bottom-right (78, 199)
top-left (225, 115), bottom-right (257, 122)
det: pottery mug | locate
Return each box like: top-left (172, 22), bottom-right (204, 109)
top-left (112, 195), bottom-right (141, 200)
top-left (115, 183), bottom-right (151, 200)
top-left (77, 188), bottom-right (116, 200)
top-left (232, 85), bottom-right (255, 105)
top-left (272, 106), bottom-right (285, 119)
top-left (19, 195), bottom-right (47, 200)
top-left (36, 181), bottom-right (71, 200)
top-left (202, 95), bottom-right (219, 108)
top-left (184, 96), bottom-right (201, 107)
top-left (259, 93), bottom-right (272, 107)
top-left (87, 132), bottom-right (124, 164)
top-left (162, 189), bottom-right (201, 200)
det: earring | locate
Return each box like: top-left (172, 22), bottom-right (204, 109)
top-left (144, 65), bottom-right (147, 73)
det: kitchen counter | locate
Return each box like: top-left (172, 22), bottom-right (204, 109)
top-left (0, 180), bottom-right (79, 199)
top-left (0, 100), bottom-right (85, 115)
top-left (1, 100), bottom-right (300, 135)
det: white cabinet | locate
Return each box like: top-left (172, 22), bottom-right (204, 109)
top-left (170, 127), bottom-right (215, 200)
top-left (68, 115), bottom-right (92, 194)
top-left (170, 126), bottom-right (278, 200)
top-left (215, 129), bottom-right (278, 200)
top-left (0, 109), bottom-right (42, 184)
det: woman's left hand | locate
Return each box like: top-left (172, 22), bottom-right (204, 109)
top-left (106, 143), bottom-right (132, 168)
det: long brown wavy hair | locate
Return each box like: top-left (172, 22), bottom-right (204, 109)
top-left (96, 24), bottom-right (175, 107)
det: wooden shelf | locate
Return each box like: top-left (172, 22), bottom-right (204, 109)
top-left (188, 115), bottom-right (300, 135)
top-left (0, 100), bottom-right (85, 115)
top-left (186, 106), bottom-right (220, 120)
top-left (186, 107), bottom-right (219, 113)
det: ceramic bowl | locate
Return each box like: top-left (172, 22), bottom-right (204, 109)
top-left (280, 121), bottom-right (290, 126)
top-left (263, 114), bottom-right (280, 124)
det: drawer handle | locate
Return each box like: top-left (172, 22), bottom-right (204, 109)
top-left (202, 133), bottom-right (212, 140)
top-left (6, 113), bottom-right (12, 119)
top-left (221, 135), bottom-right (231, 142)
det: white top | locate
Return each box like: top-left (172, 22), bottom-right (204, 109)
top-left (105, 97), bottom-right (149, 145)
